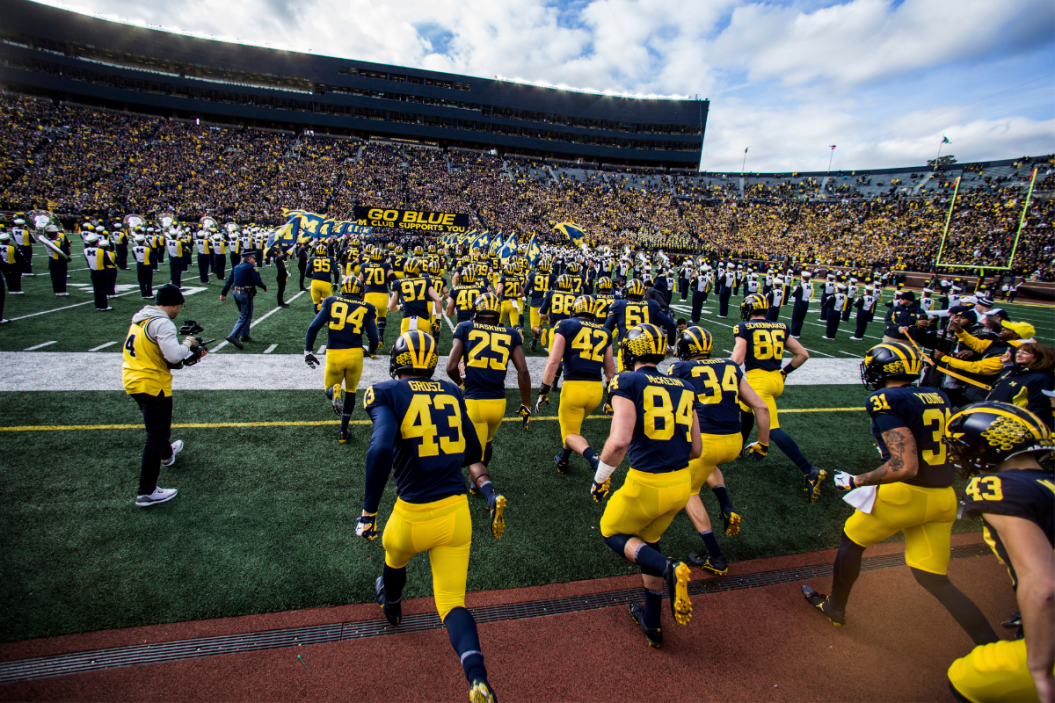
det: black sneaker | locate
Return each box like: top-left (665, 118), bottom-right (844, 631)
top-left (554, 452), bottom-right (569, 474)
top-left (225, 336), bottom-right (244, 350)
top-left (628, 602), bottom-right (662, 648)
top-left (687, 552), bottom-right (728, 575)
top-left (801, 585), bottom-right (845, 626)
top-left (374, 576), bottom-right (401, 626)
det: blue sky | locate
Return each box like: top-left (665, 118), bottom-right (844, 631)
top-left (37, 0), bottom-right (1055, 171)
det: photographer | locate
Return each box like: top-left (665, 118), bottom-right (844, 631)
top-left (220, 252), bottom-right (267, 350)
top-left (121, 284), bottom-right (207, 507)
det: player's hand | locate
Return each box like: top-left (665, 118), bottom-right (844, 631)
top-left (305, 352), bottom-right (320, 369)
top-left (355, 512), bottom-right (378, 540)
top-left (518, 404), bottom-right (531, 430)
top-left (590, 478), bottom-right (611, 503)
top-left (534, 384), bottom-right (551, 414)
top-left (745, 441), bottom-right (768, 462)
top-left (780, 368), bottom-right (788, 381)
top-left (834, 471), bottom-right (856, 492)
top-left (219, 295), bottom-right (226, 302)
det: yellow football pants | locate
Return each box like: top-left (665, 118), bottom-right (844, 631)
top-left (310, 280), bottom-right (333, 312)
top-left (844, 482), bottom-right (956, 574)
top-left (949, 638), bottom-right (1046, 703)
top-left (690, 433), bottom-right (742, 492)
top-left (500, 300), bottom-right (522, 328)
top-left (323, 348), bottom-right (363, 397)
top-left (558, 380), bottom-right (603, 443)
top-left (400, 315), bottom-right (433, 335)
top-left (382, 494), bottom-right (471, 621)
top-left (365, 292), bottom-right (388, 320)
top-left (739, 368), bottom-right (785, 429)
top-left (465, 398), bottom-right (506, 446)
top-left (529, 306), bottom-right (542, 330)
top-left (600, 468), bottom-right (691, 543)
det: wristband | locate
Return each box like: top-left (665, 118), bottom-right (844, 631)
top-left (539, 383), bottom-right (551, 395)
top-left (782, 363), bottom-right (797, 376)
top-left (593, 459), bottom-right (617, 485)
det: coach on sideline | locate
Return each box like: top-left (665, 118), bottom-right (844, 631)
top-left (122, 284), bottom-right (207, 508)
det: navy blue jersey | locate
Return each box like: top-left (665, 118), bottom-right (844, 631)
top-left (305, 295), bottom-right (379, 352)
top-left (527, 272), bottom-right (555, 305)
top-left (555, 317), bottom-right (613, 382)
top-left (450, 284), bottom-right (487, 322)
top-left (396, 275), bottom-right (434, 318)
top-left (866, 386), bottom-right (955, 488)
top-left (499, 275), bottom-right (525, 300)
top-left (362, 378), bottom-right (481, 511)
top-left (667, 358), bottom-right (743, 435)
top-left (594, 294), bottom-right (616, 322)
top-left (361, 262), bottom-right (392, 294)
top-left (453, 321), bottom-right (523, 400)
top-left (566, 275), bottom-right (585, 294)
top-left (603, 299), bottom-right (675, 338)
top-left (540, 290), bottom-right (576, 323)
top-left (964, 468), bottom-right (1055, 589)
top-left (609, 366), bottom-right (695, 474)
top-left (733, 320), bottom-right (788, 372)
top-left (308, 256), bottom-right (338, 282)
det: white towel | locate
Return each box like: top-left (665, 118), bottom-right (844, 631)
top-left (843, 485), bottom-right (878, 514)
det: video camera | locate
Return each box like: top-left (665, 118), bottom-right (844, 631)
top-left (177, 320), bottom-right (217, 366)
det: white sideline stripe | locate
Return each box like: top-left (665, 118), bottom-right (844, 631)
top-left (24, 341), bottom-right (57, 351)
top-left (212, 291), bottom-right (306, 353)
top-left (443, 314), bottom-right (457, 333)
top-left (263, 344), bottom-right (278, 354)
top-left (839, 350), bottom-right (859, 357)
top-left (89, 341), bottom-right (118, 352)
top-left (0, 353), bottom-right (865, 391)
top-left (802, 346), bottom-right (833, 358)
top-left (7, 290), bottom-right (138, 321)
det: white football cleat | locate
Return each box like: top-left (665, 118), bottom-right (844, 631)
top-left (135, 486), bottom-right (177, 507)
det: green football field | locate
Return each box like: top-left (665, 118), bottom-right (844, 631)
top-left (1, 254), bottom-right (1052, 644)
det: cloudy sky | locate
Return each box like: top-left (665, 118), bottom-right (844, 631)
top-left (37, 0), bottom-right (1055, 172)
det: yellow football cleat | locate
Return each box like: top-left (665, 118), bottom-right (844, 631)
top-left (489, 495), bottom-right (506, 539)
top-left (331, 384), bottom-right (344, 415)
top-left (666, 560), bottom-right (693, 626)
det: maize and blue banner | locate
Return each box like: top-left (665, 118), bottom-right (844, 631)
top-left (552, 222), bottom-right (585, 247)
top-left (353, 206), bottom-right (470, 233)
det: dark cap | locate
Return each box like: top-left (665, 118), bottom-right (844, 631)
top-left (898, 291), bottom-right (916, 301)
top-left (155, 284), bottom-right (185, 306)
top-left (948, 305), bottom-right (977, 325)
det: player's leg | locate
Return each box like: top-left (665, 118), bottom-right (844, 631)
top-left (464, 400), bottom-right (490, 495)
top-left (335, 349), bottom-right (364, 442)
top-left (323, 353), bottom-right (345, 425)
top-left (366, 292), bottom-right (388, 346)
top-left (556, 381), bottom-right (603, 472)
top-left (686, 433), bottom-right (742, 573)
top-left (310, 280), bottom-right (325, 312)
top-left (948, 639), bottom-right (1036, 703)
top-left (904, 487), bottom-right (998, 646)
top-left (377, 500), bottom-right (419, 626)
top-left (750, 370), bottom-right (825, 500)
top-left (706, 465), bottom-right (740, 536)
top-left (529, 306), bottom-right (542, 351)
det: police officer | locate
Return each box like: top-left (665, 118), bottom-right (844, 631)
top-left (122, 284), bottom-right (207, 507)
top-left (220, 252), bottom-right (267, 350)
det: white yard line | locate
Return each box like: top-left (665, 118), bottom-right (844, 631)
top-left (802, 346), bottom-right (834, 358)
top-left (838, 350), bottom-right (860, 357)
top-left (210, 291), bottom-right (305, 353)
top-left (7, 290), bottom-right (139, 321)
top-left (89, 341), bottom-right (118, 352)
top-left (24, 341), bottom-right (57, 351)
top-left (263, 344), bottom-right (278, 354)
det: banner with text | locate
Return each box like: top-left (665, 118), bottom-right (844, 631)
top-left (353, 206), bottom-right (471, 233)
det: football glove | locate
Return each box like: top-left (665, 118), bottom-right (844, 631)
top-left (590, 478), bottom-right (611, 503)
top-left (355, 511), bottom-right (378, 541)
top-left (305, 351), bottom-right (320, 369)
top-left (534, 383), bottom-right (551, 414)
top-left (518, 403), bottom-right (531, 430)
top-left (744, 441), bottom-right (768, 461)
top-left (834, 471), bottom-right (856, 492)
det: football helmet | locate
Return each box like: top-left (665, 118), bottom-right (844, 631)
top-left (427, 245), bottom-right (436, 254)
top-left (473, 293), bottom-right (502, 322)
top-left (340, 276), bottom-right (363, 298)
top-left (460, 267), bottom-right (478, 285)
top-left (403, 258), bottom-right (422, 277)
top-left (740, 294), bottom-right (768, 321)
top-left (595, 277), bottom-right (613, 293)
top-left (314, 244), bottom-right (328, 257)
top-left (428, 259), bottom-right (443, 276)
top-left (571, 295), bottom-right (601, 320)
top-left (860, 343), bottom-right (922, 390)
top-left (944, 402), bottom-right (1053, 476)
top-left (537, 259), bottom-right (552, 273)
top-left (556, 274), bottom-right (574, 291)
top-left (625, 278), bottom-right (646, 300)
top-left (566, 261), bottom-right (582, 275)
top-left (677, 326), bottom-right (713, 360)
top-left (370, 248), bottom-right (385, 262)
top-left (620, 323), bottom-right (666, 369)
top-left (395, 246), bottom-right (404, 255)
top-left (413, 246), bottom-right (424, 256)
top-left (390, 331), bottom-right (439, 378)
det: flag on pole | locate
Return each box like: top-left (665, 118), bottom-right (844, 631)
top-left (942, 135), bottom-right (951, 144)
top-left (490, 233), bottom-right (503, 254)
top-left (471, 231), bottom-right (490, 251)
top-left (498, 234), bottom-right (518, 264)
top-left (552, 222), bottom-right (585, 247)
top-left (744, 147), bottom-right (749, 154)
top-left (527, 234), bottom-right (541, 265)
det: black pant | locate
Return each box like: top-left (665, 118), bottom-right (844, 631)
top-left (276, 261), bottom-right (288, 304)
top-left (170, 260), bottom-right (182, 288)
top-left (790, 301), bottom-right (809, 336)
top-left (853, 312), bottom-right (873, 338)
top-left (679, 279), bottom-right (688, 301)
top-left (107, 268), bottom-right (117, 295)
top-left (841, 307), bottom-right (852, 322)
top-left (116, 244), bottom-right (128, 270)
top-left (765, 306), bottom-right (780, 321)
top-left (0, 273), bottom-right (5, 320)
top-left (819, 294), bottom-right (830, 320)
top-left (825, 313), bottom-right (840, 338)
top-left (2, 265), bottom-right (22, 293)
top-left (137, 263), bottom-right (154, 298)
top-left (718, 286), bottom-right (731, 317)
top-left (131, 391), bottom-right (174, 495)
top-left (691, 291), bottom-right (704, 323)
top-left (213, 254), bottom-right (226, 280)
top-left (298, 258), bottom-right (308, 290)
top-left (230, 252), bottom-right (241, 269)
top-left (197, 254), bottom-right (211, 283)
top-left (48, 258), bottom-right (67, 293)
top-left (18, 245), bottom-right (32, 273)
top-left (90, 269), bottom-right (108, 309)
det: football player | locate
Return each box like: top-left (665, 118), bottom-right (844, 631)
top-left (390, 258), bottom-right (443, 336)
top-left (304, 277), bottom-right (379, 443)
top-left (525, 259), bottom-right (555, 351)
top-left (495, 262), bottom-right (525, 330)
top-left (357, 331), bottom-right (499, 703)
top-left (668, 326), bottom-right (771, 575)
top-left (733, 294), bottom-right (826, 500)
top-left (307, 244), bottom-right (338, 313)
top-left (536, 295), bottom-right (615, 474)
top-left (427, 258), bottom-right (449, 336)
top-left (603, 278), bottom-right (677, 372)
top-left (801, 343), bottom-right (998, 648)
top-left (445, 266), bottom-right (489, 325)
top-left (593, 276), bottom-right (616, 322)
top-left (538, 274), bottom-right (578, 347)
top-left (592, 324), bottom-right (700, 649)
top-left (447, 293), bottom-right (531, 512)
top-left (944, 402), bottom-right (1053, 703)
top-left (359, 248), bottom-right (393, 346)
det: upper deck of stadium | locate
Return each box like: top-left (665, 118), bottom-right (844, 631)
top-left (0, 0), bottom-right (707, 167)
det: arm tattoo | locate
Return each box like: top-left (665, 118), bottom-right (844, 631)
top-left (856, 428), bottom-right (911, 486)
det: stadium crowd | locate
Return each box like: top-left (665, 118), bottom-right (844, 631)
top-left (1, 92), bottom-right (1054, 280)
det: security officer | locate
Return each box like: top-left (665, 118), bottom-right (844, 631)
top-left (84, 233), bottom-right (113, 311)
top-left (132, 234), bottom-right (154, 298)
top-left (122, 284), bottom-right (207, 507)
top-left (220, 252), bottom-right (267, 350)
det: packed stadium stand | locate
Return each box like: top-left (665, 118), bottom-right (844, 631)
top-left (0, 0), bottom-right (1053, 282)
